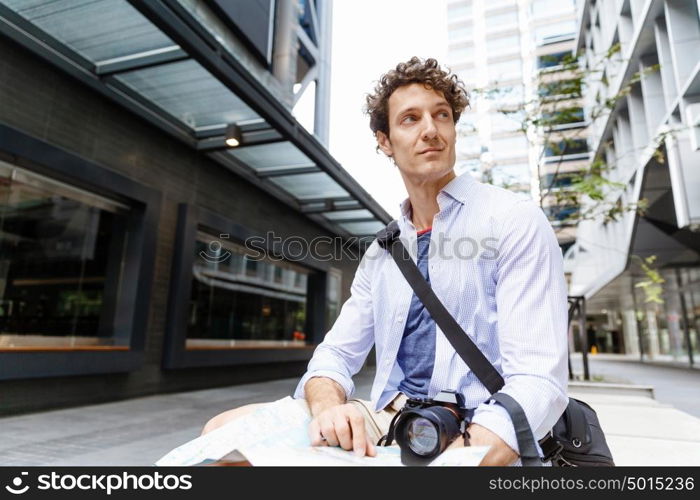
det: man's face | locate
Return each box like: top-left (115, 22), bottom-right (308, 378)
top-left (377, 83), bottom-right (457, 180)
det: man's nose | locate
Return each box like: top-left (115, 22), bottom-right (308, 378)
top-left (421, 115), bottom-right (438, 141)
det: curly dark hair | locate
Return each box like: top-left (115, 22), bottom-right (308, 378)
top-left (365, 57), bottom-right (469, 138)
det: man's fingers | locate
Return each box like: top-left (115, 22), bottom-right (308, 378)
top-left (365, 436), bottom-right (377, 457)
top-left (319, 420), bottom-right (340, 447)
top-left (348, 412), bottom-right (368, 456)
top-left (308, 419), bottom-right (327, 447)
top-left (333, 414), bottom-right (354, 451)
top-left (309, 404), bottom-right (376, 458)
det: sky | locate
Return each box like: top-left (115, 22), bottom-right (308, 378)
top-left (326, 0), bottom-right (448, 219)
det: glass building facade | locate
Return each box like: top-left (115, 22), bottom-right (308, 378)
top-left (0, 0), bottom-right (390, 413)
top-left (187, 231), bottom-right (310, 349)
top-left (0, 162), bottom-right (131, 350)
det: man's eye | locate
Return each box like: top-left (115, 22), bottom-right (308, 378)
top-left (402, 115), bottom-right (416, 123)
top-left (438, 111), bottom-right (450, 118)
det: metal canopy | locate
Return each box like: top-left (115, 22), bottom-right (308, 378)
top-left (0, 0), bottom-right (391, 239)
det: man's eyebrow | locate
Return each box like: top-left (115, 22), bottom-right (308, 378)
top-left (396, 106), bottom-right (419, 117)
top-left (395, 102), bottom-right (451, 117)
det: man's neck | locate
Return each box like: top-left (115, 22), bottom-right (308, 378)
top-left (402, 170), bottom-right (456, 231)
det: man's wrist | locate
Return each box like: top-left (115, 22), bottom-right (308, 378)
top-left (306, 376), bottom-right (346, 416)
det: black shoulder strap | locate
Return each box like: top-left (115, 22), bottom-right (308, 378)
top-left (376, 221), bottom-right (505, 395)
top-left (490, 393), bottom-right (541, 466)
top-left (376, 221), bottom-right (544, 466)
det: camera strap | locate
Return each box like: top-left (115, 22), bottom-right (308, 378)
top-left (376, 220), bottom-right (505, 395)
top-left (376, 220), bottom-right (544, 466)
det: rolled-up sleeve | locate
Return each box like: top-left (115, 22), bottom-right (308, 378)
top-left (470, 200), bottom-right (569, 455)
top-left (293, 250), bottom-right (376, 401)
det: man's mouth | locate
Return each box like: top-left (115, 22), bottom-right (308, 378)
top-left (419, 148), bottom-right (443, 154)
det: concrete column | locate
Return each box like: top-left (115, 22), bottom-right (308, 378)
top-left (619, 13), bottom-right (634, 55)
top-left (639, 55), bottom-right (666, 137)
top-left (629, 0), bottom-right (646, 28)
top-left (314, 0), bottom-right (332, 147)
top-left (272, 0), bottom-right (299, 100)
top-left (665, 129), bottom-right (700, 228)
top-left (627, 86), bottom-right (648, 154)
top-left (665, 0), bottom-right (700, 93)
top-left (654, 16), bottom-right (678, 110)
top-left (663, 269), bottom-right (687, 359)
top-left (620, 290), bottom-right (640, 355)
top-left (645, 306), bottom-right (661, 358)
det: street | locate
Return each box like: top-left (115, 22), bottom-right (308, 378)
top-left (570, 354), bottom-right (700, 417)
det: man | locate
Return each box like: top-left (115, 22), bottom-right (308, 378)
top-left (203, 57), bottom-right (569, 466)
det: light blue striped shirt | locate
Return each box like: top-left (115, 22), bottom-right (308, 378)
top-left (294, 172), bottom-right (569, 457)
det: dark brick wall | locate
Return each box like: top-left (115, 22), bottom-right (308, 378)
top-left (0, 38), bottom-right (362, 415)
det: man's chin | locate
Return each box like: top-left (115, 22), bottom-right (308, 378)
top-left (399, 163), bottom-right (455, 181)
top-left (417, 160), bottom-right (453, 172)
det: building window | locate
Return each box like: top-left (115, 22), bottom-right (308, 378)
top-left (244, 256), bottom-right (259, 277)
top-left (544, 205), bottom-right (580, 224)
top-left (541, 107), bottom-right (585, 127)
top-left (531, 0), bottom-right (576, 18)
top-left (486, 34), bottom-right (520, 54)
top-left (537, 50), bottom-right (574, 69)
top-left (448, 23), bottom-right (473, 41)
top-left (448, 44), bottom-right (474, 61)
top-left (541, 171), bottom-right (580, 188)
top-left (544, 138), bottom-right (589, 157)
top-left (485, 0), bottom-right (517, 9)
top-left (488, 58), bottom-right (523, 82)
top-left (485, 10), bottom-right (519, 32)
top-left (538, 78), bottom-right (582, 99)
top-left (534, 20), bottom-right (577, 45)
top-left (0, 162), bottom-right (131, 350)
top-left (448, 2), bottom-right (472, 20)
top-left (186, 231), bottom-right (310, 349)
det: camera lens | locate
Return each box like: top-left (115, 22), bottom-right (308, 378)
top-left (407, 417), bottom-right (439, 456)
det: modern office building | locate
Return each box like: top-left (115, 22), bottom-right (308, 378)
top-left (566, 0), bottom-right (700, 363)
top-left (446, 0), bottom-right (585, 250)
top-left (0, 0), bottom-right (391, 415)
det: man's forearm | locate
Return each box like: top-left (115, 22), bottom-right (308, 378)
top-left (305, 376), bottom-right (347, 416)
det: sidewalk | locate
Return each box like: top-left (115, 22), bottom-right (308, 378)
top-left (572, 352), bottom-right (699, 372)
top-left (0, 369), bottom-right (698, 466)
top-left (567, 382), bottom-right (700, 466)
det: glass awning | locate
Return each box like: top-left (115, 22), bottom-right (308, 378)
top-left (0, 0), bottom-right (390, 238)
top-left (3, 0), bottom-right (174, 62)
top-left (116, 59), bottom-right (261, 128)
top-left (228, 142), bottom-right (314, 171)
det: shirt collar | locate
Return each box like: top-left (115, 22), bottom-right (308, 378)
top-left (398, 172), bottom-right (476, 220)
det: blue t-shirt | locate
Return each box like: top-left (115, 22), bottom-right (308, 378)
top-left (396, 228), bottom-right (436, 398)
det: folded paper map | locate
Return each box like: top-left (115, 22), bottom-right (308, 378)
top-left (156, 397), bottom-right (489, 466)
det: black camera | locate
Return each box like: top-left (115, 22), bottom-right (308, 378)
top-left (379, 390), bottom-right (472, 465)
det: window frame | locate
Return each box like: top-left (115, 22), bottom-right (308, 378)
top-left (0, 124), bottom-right (160, 380)
top-left (163, 203), bottom-right (328, 369)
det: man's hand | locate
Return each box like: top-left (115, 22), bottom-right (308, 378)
top-left (308, 403), bottom-right (376, 457)
top-left (304, 376), bottom-right (376, 457)
top-left (447, 422), bottom-right (519, 466)
top-left (467, 423), bottom-right (518, 466)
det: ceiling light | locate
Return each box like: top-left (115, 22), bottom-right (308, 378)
top-left (225, 123), bottom-right (242, 148)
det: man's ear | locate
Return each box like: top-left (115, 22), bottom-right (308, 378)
top-left (376, 130), bottom-right (393, 158)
